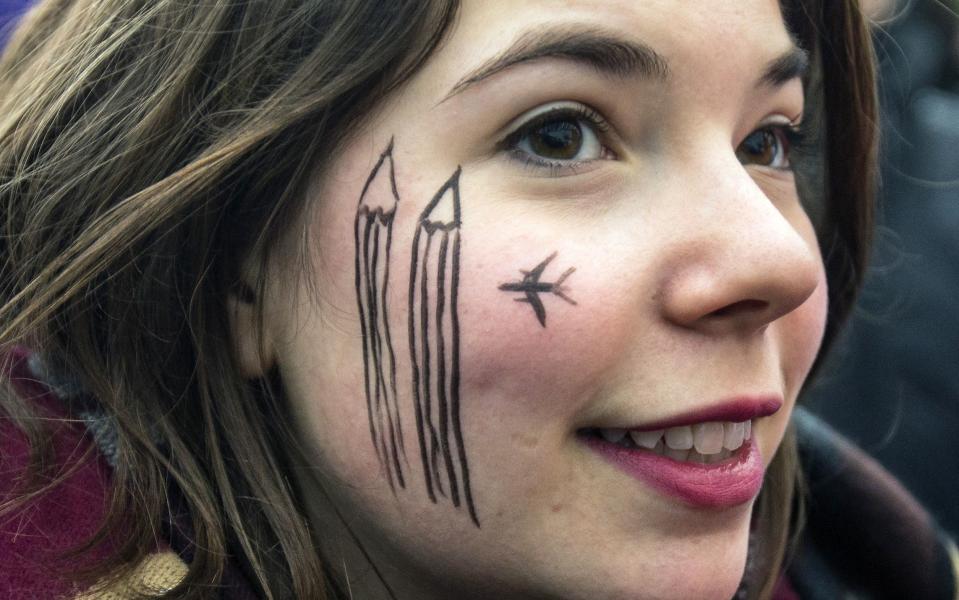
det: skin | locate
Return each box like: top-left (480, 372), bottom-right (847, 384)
top-left (235, 1), bottom-right (829, 598)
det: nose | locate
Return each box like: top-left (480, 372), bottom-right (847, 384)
top-left (657, 164), bottom-right (823, 337)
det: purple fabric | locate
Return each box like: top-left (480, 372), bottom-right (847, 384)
top-left (0, 0), bottom-right (33, 50)
top-left (771, 575), bottom-right (801, 600)
top-left (1, 348), bottom-right (262, 599)
top-left (0, 348), bottom-right (118, 599)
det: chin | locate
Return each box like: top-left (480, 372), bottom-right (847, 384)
top-left (531, 514), bottom-right (752, 600)
top-left (606, 550), bottom-right (748, 600)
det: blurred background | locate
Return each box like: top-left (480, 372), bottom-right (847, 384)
top-left (1, 0), bottom-right (957, 536)
top-left (0, 1), bottom-right (30, 49)
top-left (805, 0), bottom-right (959, 539)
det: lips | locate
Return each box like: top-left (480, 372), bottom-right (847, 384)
top-left (579, 396), bottom-right (782, 509)
top-left (621, 396), bottom-right (782, 432)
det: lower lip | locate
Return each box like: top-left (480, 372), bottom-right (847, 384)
top-left (581, 435), bottom-right (765, 509)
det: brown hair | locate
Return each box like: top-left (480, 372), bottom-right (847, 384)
top-left (0, 1), bottom-right (876, 599)
top-left (751, 1), bottom-right (877, 597)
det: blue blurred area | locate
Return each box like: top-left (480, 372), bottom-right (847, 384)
top-left (805, 0), bottom-right (959, 537)
top-left (0, 0), bottom-right (32, 49)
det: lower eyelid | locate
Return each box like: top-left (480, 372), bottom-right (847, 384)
top-left (509, 143), bottom-right (615, 168)
top-left (506, 149), bottom-right (604, 177)
top-left (747, 164), bottom-right (798, 182)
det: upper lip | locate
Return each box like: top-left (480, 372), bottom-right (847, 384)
top-left (596, 395), bottom-right (783, 432)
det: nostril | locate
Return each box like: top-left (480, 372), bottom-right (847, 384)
top-left (709, 299), bottom-right (768, 318)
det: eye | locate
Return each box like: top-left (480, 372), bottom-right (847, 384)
top-left (517, 115), bottom-right (601, 161)
top-left (736, 126), bottom-right (794, 169)
top-left (501, 104), bottom-right (614, 174)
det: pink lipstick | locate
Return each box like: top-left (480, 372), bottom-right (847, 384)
top-left (580, 396), bottom-right (781, 509)
top-left (582, 435), bottom-right (764, 508)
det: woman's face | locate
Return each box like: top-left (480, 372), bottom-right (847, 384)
top-left (266, 1), bottom-right (827, 598)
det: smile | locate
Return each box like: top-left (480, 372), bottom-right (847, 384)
top-left (586, 420), bottom-right (752, 463)
top-left (579, 396), bottom-right (781, 509)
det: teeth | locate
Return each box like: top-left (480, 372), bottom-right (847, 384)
top-left (692, 422), bottom-right (724, 454)
top-left (664, 426), bottom-right (694, 450)
top-left (629, 429), bottom-right (664, 449)
top-left (724, 422), bottom-right (745, 451)
top-left (595, 419), bottom-right (753, 463)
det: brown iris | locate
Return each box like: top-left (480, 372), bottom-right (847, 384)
top-left (528, 119), bottom-right (583, 160)
top-left (736, 129), bottom-right (780, 166)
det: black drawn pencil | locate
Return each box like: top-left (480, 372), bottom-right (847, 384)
top-left (354, 139), bottom-right (407, 492)
top-left (408, 167), bottom-right (480, 526)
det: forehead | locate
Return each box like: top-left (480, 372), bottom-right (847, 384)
top-left (456, 0), bottom-right (790, 43)
top-left (433, 0), bottom-right (794, 90)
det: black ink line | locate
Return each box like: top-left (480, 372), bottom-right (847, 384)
top-left (354, 209), bottom-right (381, 473)
top-left (435, 232), bottom-right (461, 507)
top-left (419, 232), bottom-right (446, 498)
top-left (375, 221), bottom-right (407, 487)
top-left (498, 251), bottom-right (577, 327)
top-left (380, 222), bottom-right (408, 470)
top-left (354, 139), bottom-right (406, 492)
top-left (369, 222), bottom-right (404, 491)
top-left (409, 167), bottom-right (479, 527)
top-left (364, 217), bottom-right (394, 492)
top-left (408, 225), bottom-right (436, 503)
top-left (450, 227), bottom-right (479, 525)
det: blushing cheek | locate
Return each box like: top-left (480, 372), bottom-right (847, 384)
top-left (299, 142), bottom-right (637, 525)
top-left (759, 269), bottom-right (827, 465)
top-left (454, 251), bottom-right (630, 428)
top-left (781, 269), bottom-right (829, 401)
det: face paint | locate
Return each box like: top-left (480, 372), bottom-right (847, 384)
top-left (408, 167), bottom-right (478, 526)
top-left (354, 143), bottom-right (479, 526)
top-left (498, 251), bottom-right (577, 327)
top-left (354, 139), bottom-right (407, 492)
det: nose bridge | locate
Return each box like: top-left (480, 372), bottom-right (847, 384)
top-left (656, 150), bottom-right (822, 334)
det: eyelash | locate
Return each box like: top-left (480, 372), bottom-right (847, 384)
top-left (498, 105), bottom-right (613, 176)
top-left (499, 105), bottom-right (812, 176)
top-left (778, 118), bottom-right (813, 166)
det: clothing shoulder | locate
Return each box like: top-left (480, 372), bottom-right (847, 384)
top-left (790, 407), bottom-right (959, 600)
top-left (0, 348), bottom-right (187, 599)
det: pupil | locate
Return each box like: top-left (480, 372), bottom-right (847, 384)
top-left (740, 130), bottom-right (776, 165)
top-left (530, 120), bottom-right (583, 160)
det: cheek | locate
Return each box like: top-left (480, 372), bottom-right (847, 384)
top-left (751, 265), bottom-right (827, 467)
top-left (279, 153), bottom-right (644, 543)
top-left (283, 152), bottom-right (634, 475)
top-left (454, 239), bottom-right (634, 431)
top-left (779, 268), bottom-right (828, 396)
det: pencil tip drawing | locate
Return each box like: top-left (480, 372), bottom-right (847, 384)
top-left (353, 145), bottom-right (480, 526)
top-left (408, 167), bottom-right (480, 527)
top-left (354, 138), bottom-right (407, 493)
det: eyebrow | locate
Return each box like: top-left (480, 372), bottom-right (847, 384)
top-left (442, 27), bottom-right (809, 102)
top-left (443, 28), bottom-right (670, 101)
top-left (758, 46), bottom-right (810, 87)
